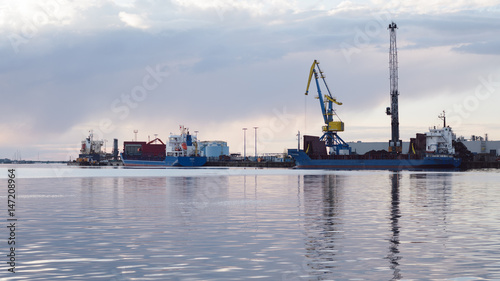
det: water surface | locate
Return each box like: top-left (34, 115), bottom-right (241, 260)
top-left (1, 166), bottom-right (499, 280)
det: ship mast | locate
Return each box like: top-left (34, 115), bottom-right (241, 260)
top-left (438, 110), bottom-right (446, 127)
top-left (386, 22), bottom-right (402, 153)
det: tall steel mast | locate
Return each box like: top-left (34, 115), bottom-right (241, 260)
top-left (386, 22), bottom-right (402, 153)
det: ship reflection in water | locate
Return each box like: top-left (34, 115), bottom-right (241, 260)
top-left (9, 167), bottom-right (500, 280)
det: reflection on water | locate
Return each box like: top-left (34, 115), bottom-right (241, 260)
top-left (388, 173), bottom-right (402, 280)
top-left (301, 175), bottom-right (344, 279)
top-left (1, 170), bottom-right (500, 280)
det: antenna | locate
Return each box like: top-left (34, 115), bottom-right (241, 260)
top-left (133, 130), bottom-right (138, 141)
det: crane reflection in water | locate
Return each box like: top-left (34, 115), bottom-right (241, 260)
top-left (297, 173), bottom-right (405, 280)
top-left (300, 174), bottom-right (345, 278)
top-left (387, 172), bottom-right (402, 280)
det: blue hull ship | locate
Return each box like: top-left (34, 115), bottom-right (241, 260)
top-left (121, 155), bottom-right (207, 167)
top-left (121, 125), bottom-right (206, 167)
top-left (288, 149), bottom-right (461, 170)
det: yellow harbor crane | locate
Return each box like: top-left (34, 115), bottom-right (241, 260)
top-left (305, 60), bottom-right (350, 155)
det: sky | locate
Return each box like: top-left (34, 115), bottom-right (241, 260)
top-left (1, 0), bottom-right (500, 161)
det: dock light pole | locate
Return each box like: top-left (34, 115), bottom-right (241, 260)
top-left (254, 127), bottom-right (258, 159)
top-left (297, 131), bottom-right (300, 150)
top-left (243, 128), bottom-right (247, 160)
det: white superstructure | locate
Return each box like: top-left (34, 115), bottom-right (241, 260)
top-left (426, 126), bottom-right (455, 155)
top-left (167, 125), bottom-right (200, 157)
top-left (80, 131), bottom-right (103, 154)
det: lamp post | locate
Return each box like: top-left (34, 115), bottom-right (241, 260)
top-left (253, 127), bottom-right (258, 160)
top-left (242, 128), bottom-right (247, 160)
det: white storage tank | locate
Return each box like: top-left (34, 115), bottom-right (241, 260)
top-left (200, 141), bottom-right (229, 158)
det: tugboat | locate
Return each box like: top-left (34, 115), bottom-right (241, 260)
top-left (121, 125), bottom-right (207, 167)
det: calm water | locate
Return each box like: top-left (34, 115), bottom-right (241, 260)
top-left (1, 165), bottom-right (500, 280)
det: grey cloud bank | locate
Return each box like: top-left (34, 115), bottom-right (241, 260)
top-left (1, 1), bottom-right (499, 160)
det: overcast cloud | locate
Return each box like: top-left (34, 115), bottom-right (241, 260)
top-left (1, 0), bottom-right (500, 160)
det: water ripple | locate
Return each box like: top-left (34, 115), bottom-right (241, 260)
top-left (3, 170), bottom-right (500, 280)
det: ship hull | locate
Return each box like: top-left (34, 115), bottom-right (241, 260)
top-left (121, 154), bottom-right (207, 167)
top-left (288, 149), bottom-right (461, 170)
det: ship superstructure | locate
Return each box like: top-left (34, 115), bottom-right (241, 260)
top-left (167, 125), bottom-right (199, 157)
top-left (80, 131), bottom-right (103, 156)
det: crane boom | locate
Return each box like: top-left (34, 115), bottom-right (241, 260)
top-left (325, 95), bottom-right (342, 105)
top-left (305, 60), bottom-right (342, 105)
top-left (305, 60), bottom-right (318, 96)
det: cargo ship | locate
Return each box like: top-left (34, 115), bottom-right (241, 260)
top-left (287, 23), bottom-right (461, 170)
top-left (121, 126), bottom-right (207, 167)
top-left (287, 151), bottom-right (460, 170)
top-left (68, 131), bottom-right (122, 166)
top-left (288, 125), bottom-right (462, 170)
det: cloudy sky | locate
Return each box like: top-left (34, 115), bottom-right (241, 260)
top-left (1, 0), bottom-right (500, 160)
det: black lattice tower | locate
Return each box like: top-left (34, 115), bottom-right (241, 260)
top-left (386, 22), bottom-right (402, 153)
